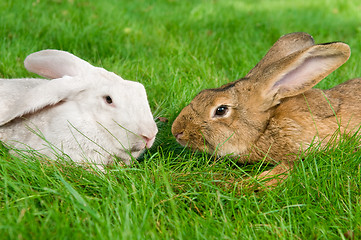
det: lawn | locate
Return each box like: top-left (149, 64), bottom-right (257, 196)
top-left (1, 0), bottom-right (361, 239)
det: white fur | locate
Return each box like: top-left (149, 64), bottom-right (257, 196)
top-left (0, 50), bottom-right (158, 168)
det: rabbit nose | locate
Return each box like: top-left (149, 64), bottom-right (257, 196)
top-left (174, 132), bottom-right (184, 140)
top-left (142, 135), bottom-right (156, 148)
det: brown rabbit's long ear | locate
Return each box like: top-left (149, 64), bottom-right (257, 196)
top-left (247, 32), bottom-right (315, 77)
top-left (255, 42), bottom-right (350, 110)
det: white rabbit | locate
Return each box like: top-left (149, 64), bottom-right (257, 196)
top-left (0, 50), bottom-right (158, 169)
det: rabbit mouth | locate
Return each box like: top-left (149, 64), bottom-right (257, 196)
top-left (113, 148), bottom-right (143, 165)
top-left (126, 139), bottom-right (146, 152)
top-left (130, 144), bottom-right (146, 152)
top-left (176, 138), bottom-right (187, 146)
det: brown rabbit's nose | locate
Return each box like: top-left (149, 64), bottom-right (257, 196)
top-left (174, 132), bottom-right (184, 140)
top-left (174, 132), bottom-right (188, 146)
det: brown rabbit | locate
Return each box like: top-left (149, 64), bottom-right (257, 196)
top-left (171, 32), bottom-right (359, 186)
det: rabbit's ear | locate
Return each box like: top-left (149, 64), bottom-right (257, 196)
top-left (24, 50), bottom-right (93, 79)
top-left (247, 32), bottom-right (315, 77)
top-left (0, 76), bottom-right (85, 126)
top-left (254, 42), bottom-right (350, 110)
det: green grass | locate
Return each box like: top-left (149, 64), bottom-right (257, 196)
top-left (1, 0), bottom-right (361, 239)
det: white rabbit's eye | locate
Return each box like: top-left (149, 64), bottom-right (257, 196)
top-left (104, 96), bottom-right (113, 104)
top-left (214, 105), bottom-right (228, 117)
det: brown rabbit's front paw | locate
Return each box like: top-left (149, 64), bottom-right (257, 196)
top-left (248, 163), bottom-right (293, 190)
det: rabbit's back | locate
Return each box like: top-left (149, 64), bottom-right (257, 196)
top-left (252, 78), bottom-right (361, 163)
top-left (325, 77), bottom-right (361, 130)
top-left (0, 99), bottom-right (72, 148)
top-left (326, 78), bottom-right (361, 105)
top-left (0, 100), bottom-right (115, 164)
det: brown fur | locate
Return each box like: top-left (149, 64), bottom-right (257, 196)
top-left (171, 32), bottom-right (357, 186)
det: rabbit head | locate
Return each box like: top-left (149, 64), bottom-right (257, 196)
top-left (0, 50), bottom-right (158, 166)
top-left (172, 33), bottom-right (351, 162)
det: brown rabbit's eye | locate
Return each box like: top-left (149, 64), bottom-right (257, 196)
top-left (215, 105), bottom-right (228, 117)
top-left (104, 96), bottom-right (113, 104)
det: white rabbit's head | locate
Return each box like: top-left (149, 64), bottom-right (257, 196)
top-left (71, 68), bottom-right (159, 163)
top-left (0, 50), bottom-right (158, 165)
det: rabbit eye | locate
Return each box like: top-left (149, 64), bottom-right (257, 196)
top-left (104, 96), bottom-right (113, 104)
top-left (214, 105), bottom-right (228, 117)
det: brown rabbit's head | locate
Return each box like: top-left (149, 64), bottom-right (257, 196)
top-left (172, 32), bottom-right (351, 159)
top-left (172, 79), bottom-right (272, 157)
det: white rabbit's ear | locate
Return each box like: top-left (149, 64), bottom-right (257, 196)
top-left (24, 50), bottom-right (94, 79)
top-left (247, 32), bottom-right (315, 77)
top-left (0, 76), bottom-right (85, 126)
top-left (255, 42), bottom-right (350, 110)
